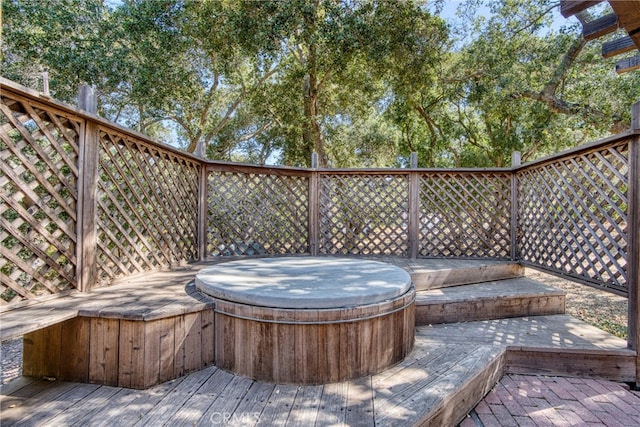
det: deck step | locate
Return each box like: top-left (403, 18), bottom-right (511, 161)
top-left (415, 277), bottom-right (565, 325)
top-left (390, 259), bottom-right (524, 291)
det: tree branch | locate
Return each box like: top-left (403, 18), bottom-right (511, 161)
top-left (512, 36), bottom-right (627, 133)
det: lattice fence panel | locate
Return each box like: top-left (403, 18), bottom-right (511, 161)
top-left (207, 171), bottom-right (309, 256)
top-left (1, 93), bottom-right (80, 303)
top-left (517, 142), bottom-right (629, 295)
top-left (319, 174), bottom-right (409, 256)
top-left (96, 130), bottom-right (200, 285)
top-left (419, 172), bottom-right (512, 258)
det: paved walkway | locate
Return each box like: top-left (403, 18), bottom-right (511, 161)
top-left (460, 374), bottom-right (640, 427)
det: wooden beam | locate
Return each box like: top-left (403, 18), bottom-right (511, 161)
top-left (608, 0), bottom-right (640, 33)
top-left (602, 35), bottom-right (636, 58)
top-left (76, 86), bottom-right (100, 292)
top-left (628, 102), bottom-right (640, 387)
top-left (609, 1), bottom-right (640, 50)
top-left (582, 13), bottom-right (618, 41)
top-left (616, 55), bottom-right (640, 74)
top-left (560, 0), bottom-right (604, 18)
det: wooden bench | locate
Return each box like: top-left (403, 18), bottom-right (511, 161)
top-left (0, 263), bottom-right (216, 389)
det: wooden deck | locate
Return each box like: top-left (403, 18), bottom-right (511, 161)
top-left (0, 257), bottom-right (635, 426)
top-left (2, 315), bottom-right (632, 426)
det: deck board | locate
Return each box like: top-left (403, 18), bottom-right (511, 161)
top-left (134, 366), bottom-right (214, 426)
top-left (286, 384), bottom-right (324, 426)
top-left (37, 384), bottom-right (120, 426)
top-left (225, 381), bottom-right (276, 426)
top-left (315, 382), bottom-right (348, 426)
top-left (344, 377), bottom-right (374, 427)
top-left (169, 367), bottom-right (235, 427)
top-left (256, 384), bottom-right (299, 426)
top-left (70, 387), bottom-right (141, 427)
top-left (198, 375), bottom-right (254, 426)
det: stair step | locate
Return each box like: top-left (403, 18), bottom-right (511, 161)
top-left (415, 277), bottom-right (565, 325)
top-left (391, 259), bottom-right (524, 291)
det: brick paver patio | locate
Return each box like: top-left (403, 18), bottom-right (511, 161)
top-left (460, 374), bottom-right (640, 426)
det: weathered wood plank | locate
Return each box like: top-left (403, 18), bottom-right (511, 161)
top-left (505, 347), bottom-right (637, 383)
top-left (34, 384), bottom-right (120, 426)
top-left (609, 0), bottom-right (640, 35)
top-left (372, 345), bottom-right (467, 409)
top-left (23, 323), bottom-right (62, 379)
top-left (59, 317), bottom-right (90, 383)
top-left (415, 277), bottom-right (565, 325)
top-left (95, 377), bottom-right (186, 427)
top-left (345, 377), bottom-right (375, 427)
top-left (198, 375), bottom-right (255, 426)
top-left (4, 383), bottom-right (99, 427)
top-left (134, 366), bottom-right (215, 426)
top-left (168, 367), bottom-right (233, 427)
top-left (560, 0), bottom-right (603, 18)
top-left (117, 320), bottom-right (145, 389)
top-left (0, 378), bottom-right (54, 414)
top-left (309, 169), bottom-right (320, 256)
top-left (77, 110), bottom-right (100, 292)
top-left (69, 387), bottom-right (141, 427)
top-left (315, 382), bottom-right (348, 426)
top-left (425, 347), bottom-right (506, 426)
top-left (258, 384), bottom-right (299, 427)
top-left (285, 384), bottom-right (324, 427)
top-left (603, 36), bottom-right (636, 58)
top-left (183, 312), bottom-right (203, 374)
top-left (616, 54), bottom-right (640, 74)
top-left (628, 115), bottom-right (640, 387)
top-left (200, 305), bottom-right (215, 367)
top-left (225, 381), bottom-right (276, 426)
top-left (375, 345), bottom-right (504, 427)
top-left (582, 13), bottom-right (618, 41)
top-left (88, 317), bottom-right (119, 386)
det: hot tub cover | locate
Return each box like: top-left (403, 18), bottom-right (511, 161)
top-left (195, 257), bottom-right (412, 309)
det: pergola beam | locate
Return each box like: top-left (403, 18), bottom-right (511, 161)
top-left (616, 55), bottom-right (640, 74)
top-left (609, 0), bottom-right (640, 50)
top-left (582, 13), bottom-right (618, 41)
top-left (560, 0), bottom-right (604, 18)
top-left (602, 36), bottom-right (636, 58)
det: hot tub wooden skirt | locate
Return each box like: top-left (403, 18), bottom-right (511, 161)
top-left (213, 289), bottom-right (415, 384)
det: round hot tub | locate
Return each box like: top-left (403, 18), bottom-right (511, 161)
top-left (196, 257), bottom-right (415, 384)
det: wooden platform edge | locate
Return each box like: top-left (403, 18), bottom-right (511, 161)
top-left (504, 346), bottom-right (637, 383)
top-left (421, 348), bottom-right (507, 426)
top-left (411, 262), bottom-right (524, 291)
top-left (415, 294), bottom-right (565, 325)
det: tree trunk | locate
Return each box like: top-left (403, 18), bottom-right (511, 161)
top-left (302, 0), bottom-right (327, 168)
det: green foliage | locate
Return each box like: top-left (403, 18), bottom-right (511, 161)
top-left (2, 0), bottom-right (639, 168)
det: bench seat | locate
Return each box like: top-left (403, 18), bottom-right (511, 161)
top-left (0, 263), bottom-right (217, 389)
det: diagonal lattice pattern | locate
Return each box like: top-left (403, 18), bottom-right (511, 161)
top-left (319, 174), bottom-right (409, 255)
top-left (207, 171), bottom-right (309, 256)
top-left (517, 142), bottom-right (629, 295)
top-left (0, 93), bottom-right (80, 303)
top-left (419, 172), bottom-right (512, 258)
top-left (95, 130), bottom-right (200, 285)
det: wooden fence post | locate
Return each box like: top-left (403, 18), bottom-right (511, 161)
top-left (627, 101), bottom-right (640, 387)
top-left (198, 165), bottom-right (209, 261)
top-left (309, 153), bottom-right (319, 256)
top-left (511, 152), bottom-right (521, 262)
top-left (76, 85), bottom-right (99, 292)
top-left (408, 152), bottom-right (419, 259)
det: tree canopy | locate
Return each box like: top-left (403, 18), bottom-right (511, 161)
top-left (2, 0), bottom-right (638, 167)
